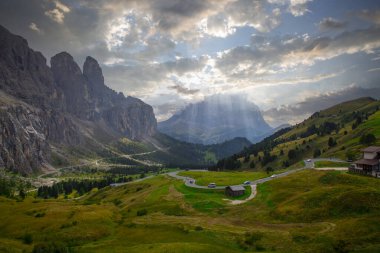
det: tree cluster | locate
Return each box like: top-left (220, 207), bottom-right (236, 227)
top-left (360, 133), bottom-right (376, 145)
top-left (37, 176), bottom-right (133, 199)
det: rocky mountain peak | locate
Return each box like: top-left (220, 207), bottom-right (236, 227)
top-left (51, 52), bottom-right (92, 119)
top-left (0, 25), bottom-right (63, 109)
top-left (51, 52), bottom-right (82, 76)
top-left (83, 56), bottom-right (104, 88)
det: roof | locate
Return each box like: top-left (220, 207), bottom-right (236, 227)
top-left (355, 159), bottom-right (380, 166)
top-left (226, 186), bottom-right (245, 192)
top-left (362, 146), bottom-right (380, 153)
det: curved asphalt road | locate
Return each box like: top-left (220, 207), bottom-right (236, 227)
top-left (168, 158), bottom-right (348, 189)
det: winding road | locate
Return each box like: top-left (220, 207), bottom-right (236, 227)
top-left (168, 167), bottom-right (307, 189)
top-left (168, 158), bottom-right (348, 190)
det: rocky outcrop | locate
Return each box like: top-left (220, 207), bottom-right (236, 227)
top-left (0, 26), bottom-right (64, 110)
top-left (51, 52), bottom-right (93, 119)
top-left (103, 96), bottom-right (157, 139)
top-left (0, 25), bottom-right (157, 175)
top-left (81, 55), bottom-right (157, 138)
top-left (0, 99), bottom-right (81, 175)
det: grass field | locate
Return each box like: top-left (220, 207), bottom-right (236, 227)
top-left (1, 170), bottom-right (380, 252)
top-left (178, 170), bottom-right (268, 186)
top-left (314, 161), bottom-right (350, 168)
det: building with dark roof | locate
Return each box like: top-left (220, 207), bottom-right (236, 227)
top-left (350, 146), bottom-right (380, 178)
top-left (225, 185), bottom-right (245, 197)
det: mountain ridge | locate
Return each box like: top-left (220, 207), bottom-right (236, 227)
top-left (0, 25), bottom-right (157, 175)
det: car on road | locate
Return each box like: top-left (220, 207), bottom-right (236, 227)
top-left (270, 174), bottom-right (277, 178)
top-left (243, 181), bottom-right (251, 185)
top-left (208, 183), bottom-right (216, 188)
top-left (306, 159), bottom-right (312, 162)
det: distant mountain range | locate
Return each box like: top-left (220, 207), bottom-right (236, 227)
top-left (158, 94), bottom-right (277, 144)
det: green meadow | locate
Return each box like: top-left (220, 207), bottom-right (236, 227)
top-left (314, 161), bottom-right (350, 168)
top-left (0, 169), bottom-right (380, 252)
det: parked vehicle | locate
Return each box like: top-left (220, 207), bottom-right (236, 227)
top-left (243, 181), bottom-right (251, 185)
top-left (306, 159), bottom-right (312, 162)
top-left (270, 174), bottom-right (277, 178)
top-left (208, 183), bottom-right (216, 188)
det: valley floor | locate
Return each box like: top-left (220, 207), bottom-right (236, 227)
top-left (1, 168), bottom-right (380, 253)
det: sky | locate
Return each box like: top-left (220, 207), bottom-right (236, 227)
top-left (0, 0), bottom-right (380, 126)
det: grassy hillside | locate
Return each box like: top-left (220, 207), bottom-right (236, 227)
top-left (218, 97), bottom-right (380, 171)
top-left (0, 169), bottom-right (379, 252)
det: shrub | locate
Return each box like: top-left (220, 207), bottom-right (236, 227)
top-left (22, 233), bottom-right (33, 244)
top-left (33, 242), bottom-right (72, 253)
top-left (113, 199), bottom-right (122, 206)
top-left (288, 149), bottom-right (297, 160)
top-left (265, 167), bottom-right (274, 174)
top-left (194, 226), bottom-right (203, 231)
top-left (328, 137), bottom-right (336, 147)
top-left (360, 133), bottom-right (376, 145)
top-left (282, 160), bottom-right (290, 167)
top-left (244, 232), bottom-right (264, 246)
top-left (34, 212), bottom-right (45, 218)
top-left (137, 209), bottom-right (148, 216)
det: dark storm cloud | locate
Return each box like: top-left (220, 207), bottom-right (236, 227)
top-left (164, 57), bottom-right (207, 74)
top-left (169, 85), bottom-right (200, 95)
top-left (151, 0), bottom-right (211, 31)
top-left (318, 17), bottom-right (347, 30)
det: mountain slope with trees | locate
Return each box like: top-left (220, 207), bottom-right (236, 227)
top-left (216, 97), bottom-right (380, 171)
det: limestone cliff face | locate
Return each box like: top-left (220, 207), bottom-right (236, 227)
top-left (0, 99), bottom-right (81, 175)
top-left (51, 52), bottom-right (93, 119)
top-left (0, 25), bottom-right (157, 175)
top-left (82, 56), bottom-right (157, 137)
top-left (102, 96), bottom-right (157, 139)
top-left (0, 26), bottom-right (64, 110)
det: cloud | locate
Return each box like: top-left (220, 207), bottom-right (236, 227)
top-left (78, 0), bottom-right (282, 43)
top-left (263, 86), bottom-right (380, 126)
top-left (44, 0), bottom-right (71, 24)
top-left (357, 10), bottom-right (380, 25)
top-left (268, 0), bottom-right (313, 17)
top-left (367, 67), bottom-right (380, 72)
top-left (102, 56), bottom-right (207, 97)
top-left (29, 22), bottom-right (42, 34)
top-left (169, 84), bottom-right (200, 95)
top-left (318, 17), bottom-right (347, 30)
top-left (224, 0), bottom-right (282, 33)
top-left (288, 0), bottom-right (312, 17)
top-left (216, 26), bottom-right (380, 82)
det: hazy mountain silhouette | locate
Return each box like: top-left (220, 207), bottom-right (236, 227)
top-left (158, 94), bottom-right (273, 144)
